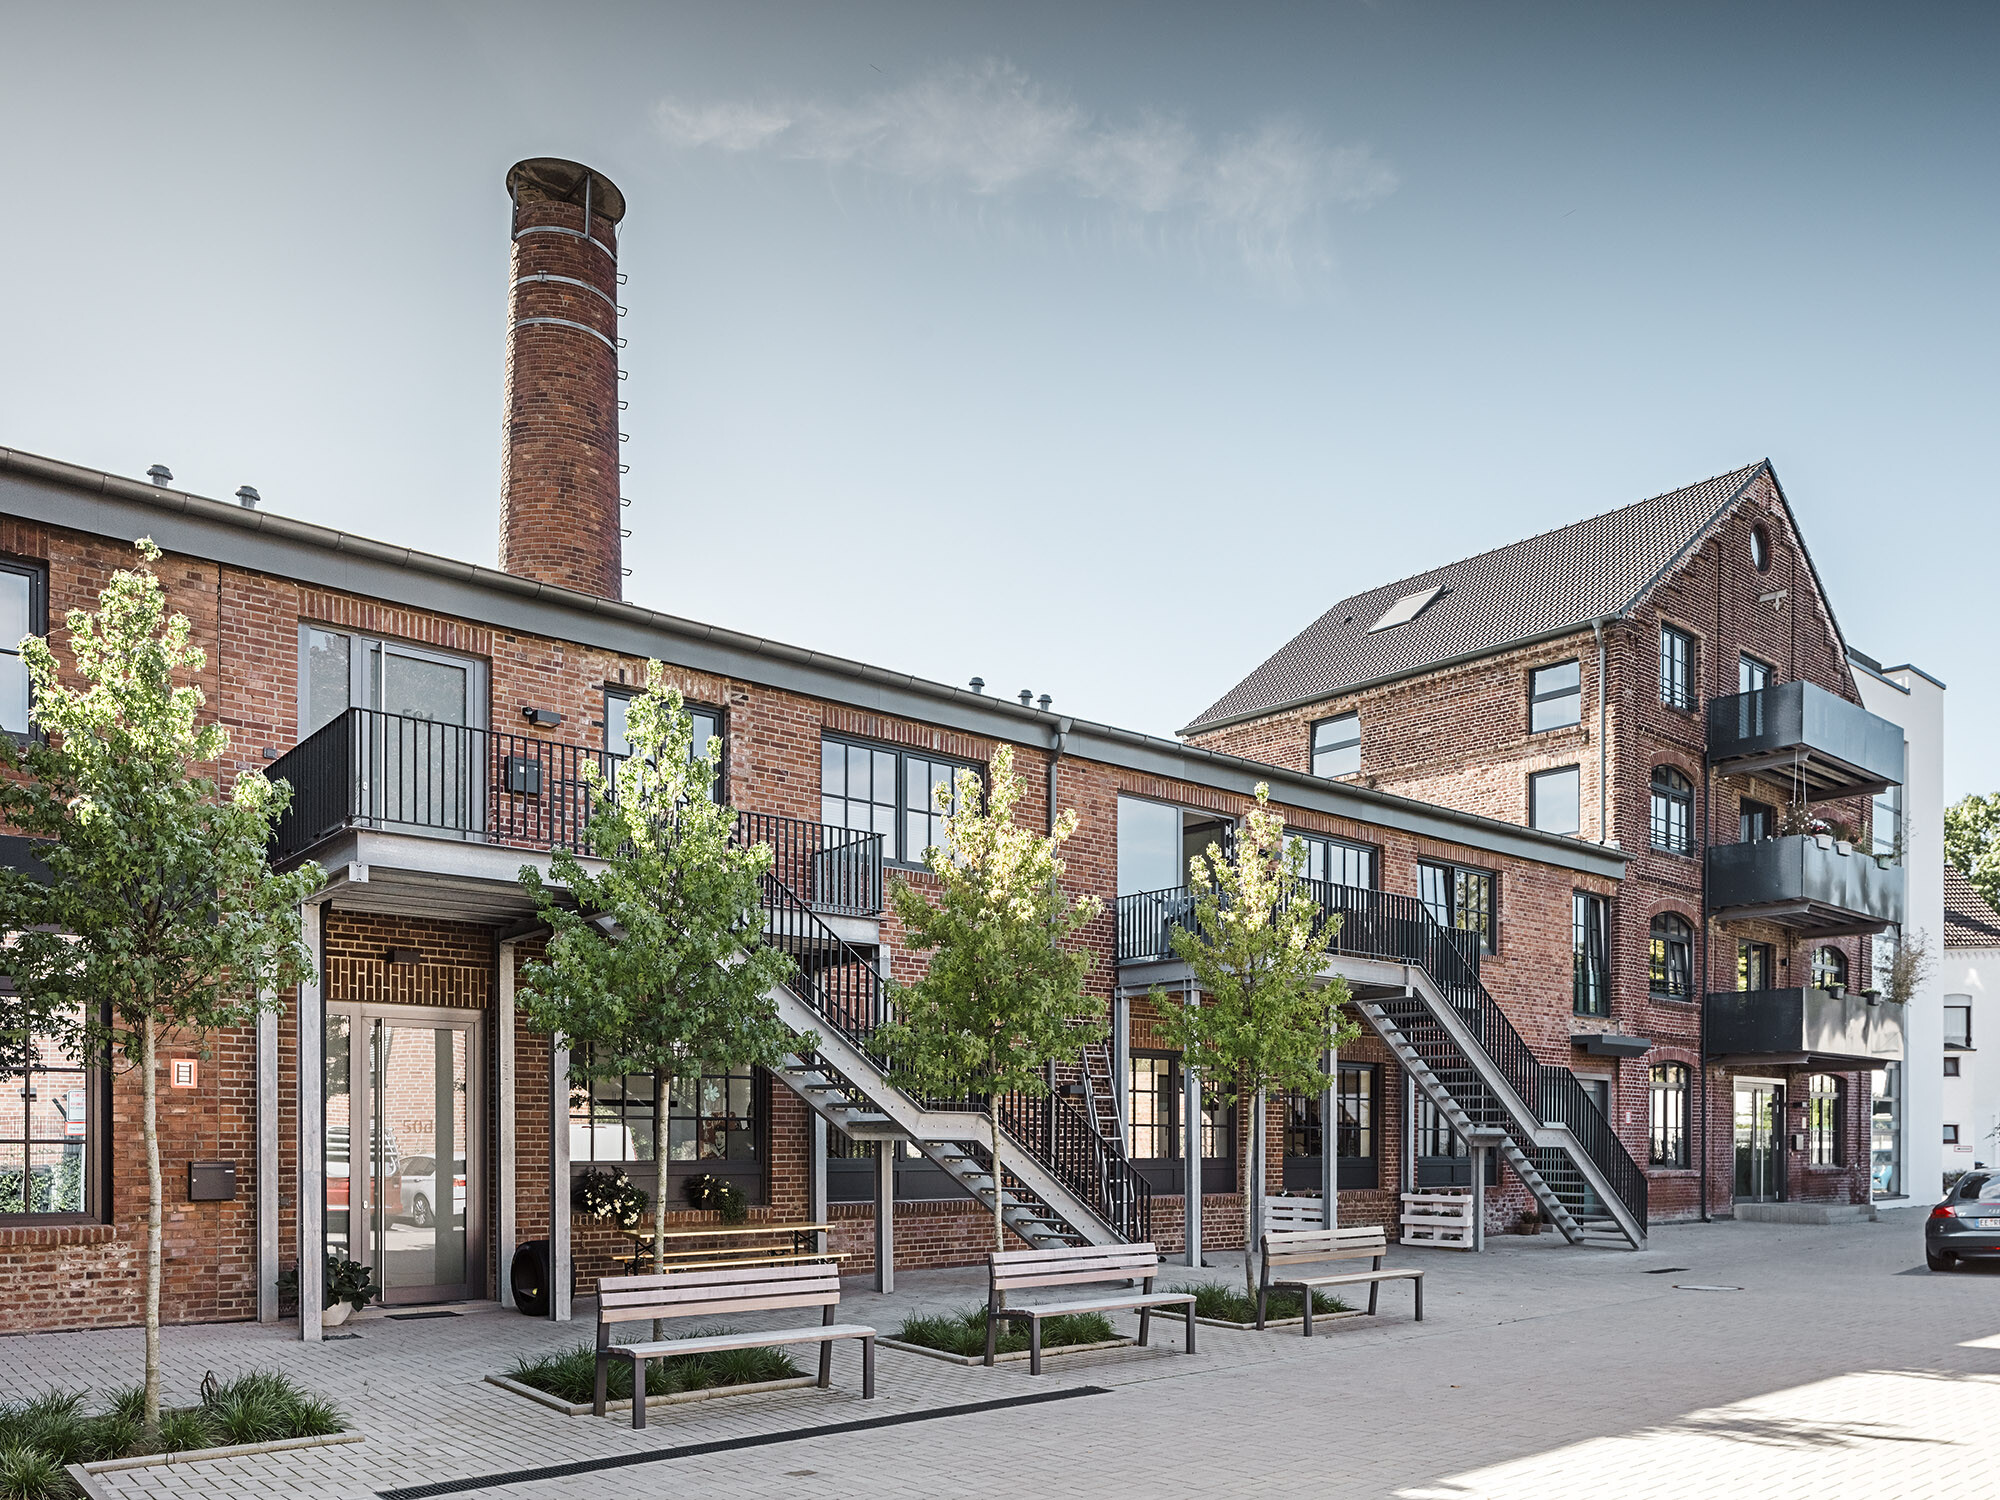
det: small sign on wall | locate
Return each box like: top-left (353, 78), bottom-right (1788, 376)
top-left (170, 1059), bottom-right (198, 1089)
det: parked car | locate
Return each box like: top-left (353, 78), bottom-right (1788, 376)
top-left (1926, 1171), bottom-right (2000, 1270)
top-left (395, 1156), bottom-right (466, 1228)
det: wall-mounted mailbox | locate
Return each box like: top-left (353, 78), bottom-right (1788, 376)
top-left (188, 1161), bottom-right (237, 1202)
top-left (504, 755), bottom-right (543, 796)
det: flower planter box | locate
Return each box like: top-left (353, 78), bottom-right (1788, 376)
top-left (66, 1432), bottom-right (366, 1498)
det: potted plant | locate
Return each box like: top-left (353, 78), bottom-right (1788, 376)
top-left (323, 1255), bottom-right (379, 1326)
top-left (684, 1172), bottom-right (749, 1225)
top-left (574, 1166), bottom-right (649, 1231)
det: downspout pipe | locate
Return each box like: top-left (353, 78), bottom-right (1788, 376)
top-left (1592, 619), bottom-right (1609, 845)
top-left (1047, 717), bottom-right (1071, 835)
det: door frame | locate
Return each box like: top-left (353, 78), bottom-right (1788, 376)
top-left (1732, 1076), bottom-right (1786, 1204)
top-left (327, 1001), bottom-right (486, 1306)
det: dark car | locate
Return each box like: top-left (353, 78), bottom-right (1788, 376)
top-left (1926, 1172), bottom-right (2000, 1270)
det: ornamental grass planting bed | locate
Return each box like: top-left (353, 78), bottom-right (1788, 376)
top-left (881, 1307), bottom-right (1131, 1365)
top-left (492, 1339), bottom-right (811, 1416)
top-left (1149, 1281), bottom-right (1357, 1330)
top-left (0, 1372), bottom-right (350, 1498)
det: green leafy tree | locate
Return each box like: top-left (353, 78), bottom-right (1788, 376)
top-left (1152, 785), bottom-right (1357, 1294)
top-left (515, 667), bottom-right (798, 1313)
top-left (874, 745), bottom-right (1105, 1253)
top-left (0, 541), bottom-right (322, 1432)
top-left (1946, 793), bottom-right (2000, 910)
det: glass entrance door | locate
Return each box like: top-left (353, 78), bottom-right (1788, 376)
top-left (1734, 1082), bottom-right (1783, 1202)
top-left (361, 642), bottom-right (477, 836)
top-left (325, 1007), bottom-right (481, 1305)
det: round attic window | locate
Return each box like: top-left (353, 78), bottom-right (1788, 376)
top-left (1750, 524), bottom-right (1771, 572)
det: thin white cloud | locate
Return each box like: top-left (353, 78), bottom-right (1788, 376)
top-left (655, 60), bottom-right (1396, 286)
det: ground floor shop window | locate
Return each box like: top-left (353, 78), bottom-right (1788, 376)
top-left (1127, 1050), bottom-right (1234, 1194)
top-left (1649, 1063), bottom-right (1688, 1168)
top-left (0, 1014), bottom-right (95, 1221)
top-left (1806, 1073), bottom-right (1843, 1167)
top-left (1413, 1093), bottom-right (1495, 1188)
top-left (1281, 1063), bottom-right (1378, 1190)
top-left (568, 1053), bottom-right (763, 1202)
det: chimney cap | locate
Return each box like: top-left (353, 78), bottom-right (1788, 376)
top-left (506, 158), bottom-right (627, 224)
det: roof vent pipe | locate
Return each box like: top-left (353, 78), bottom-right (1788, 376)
top-left (235, 486), bottom-right (260, 510)
top-left (1018, 689), bottom-right (1033, 707)
top-left (146, 464), bottom-right (173, 486)
top-left (1037, 694), bottom-right (1052, 712)
top-left (969, 677), bottom-right (985, 694)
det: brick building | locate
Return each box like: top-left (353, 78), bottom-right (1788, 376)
top-left (2, 154), bottom-right (1827, 1341)
top-left (1185, 462), bottom-right (1909, 1224)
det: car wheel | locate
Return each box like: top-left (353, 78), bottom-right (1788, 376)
top-left (1927, 1249), bottom-right (1956, 1272)
top-left (412, 1195), bottom-right (434, 1228)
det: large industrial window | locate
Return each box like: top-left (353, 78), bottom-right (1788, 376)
top-left (568, 1052), bottom-right (761, 1192)
top-left (1650, 766), bottom-right (1694, 854)
top-left (1309, 713), bottom-right (1361, 779)
top-left (1649, 913), bottom-right (1693, 999)
top-left (820, 737), bottom-right (976, 867)
top-left (0, 1002), bottom-right (96, 1222)
top-left (1806, 1074), bottom-right (1843, 1167)
top-left (1126, 1052), bottom-right (1232, 1162)
top-left (604, 692), bottom-right (723, 801)
top-left (1573, 892), bottom-right (1608, 1017)
top-left (1529, 659), bottom-right (1582, 732)
top-left (1420, 862), bottom-right (1497, 955)
top-left (1531, 766), bottom-right (1581, 836)
top-left (1283, 1064), bottom-right (1379, 1192)
top-left (0, 559), bottom-right (48, 739)
top-left (1649, 1063), bottom-right (1688, 1168)
top-left (1660, 625), bottom-right (1697, 711)
top-left (1291, 831), bottom-right (1377, 890)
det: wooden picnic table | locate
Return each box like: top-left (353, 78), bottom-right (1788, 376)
top-left (618, 1220), bottom-right (835, 1275)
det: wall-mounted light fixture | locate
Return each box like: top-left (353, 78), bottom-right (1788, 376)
top-left (522, 707), bottom-right (563, 728)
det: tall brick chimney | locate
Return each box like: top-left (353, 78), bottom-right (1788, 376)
top-left (501, 158), bottom-right (627, 599)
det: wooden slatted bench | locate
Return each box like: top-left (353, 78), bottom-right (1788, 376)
top-left (593, 1264), bottom-right (875, 1428)
top-left (1256, 1225), bottom-right (1424, 1335)
top-left (986, 1243), bottom-right (1195, 1375)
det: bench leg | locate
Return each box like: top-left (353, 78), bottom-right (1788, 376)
top-left (1302, 1286), bottom-right (1314, 1339)
top-left (1255, 1281), bottom-right (1267, 1331)
top-left (863, 1336), bottom-right (876, 1399)
top-left (1029, 1318), bottom-right (1043, 1377)
top-left (1185, 1303), bottom-right (1196, 1357)
top-left (593, 1346), bottom-right (609, 1418)
top-left (630, 1359), bottom-right (648, 1431)
top-left (819, 1337), bottom-right (832, 1388)
top-left (1415, 1277), bottom-right (1424, 1323)
top-left (985, 1309), bottom-right (1000, 1367)
top-left (1138, 1306), bottom-right (1151, 1347)
top-left (1368, 1280), bottom-right (1380, 1317)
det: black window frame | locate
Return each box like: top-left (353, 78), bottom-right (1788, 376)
top-left (1649, 1063), bottom-right (1689, 1168)
top-left (1530, 764), bottom-right (1582, 837)
top-left (0, 997), bottom-right (108, 1227)
top-left (1659, 624), bottom-right (1697, 712)
top-left (1739, 654), bottom-right (1773, 695)
top-left (1738, 940), bottom-right (1776, 993)
top-left (1740, 797), bottom-right (1775, 843)
top-left (603, 688), bottom-right (726, 802)
top-left (1309, 713), bottom-right (1362, 779)
top-left (1288, 830), bottom-right (1378, 891)
top-left (1944, 1002), bottom-right (1972, 1050)
top-left (1573, 890), bottom-right (1609, 1017)
top-left (1750, 524), bottom-right (1772, 573)
top-left (0, 557), bottom-right (50, 743)
top-left (1806, 1073), bottom-right (1843, 1167)
top-left (1650, 765), bottom-right (1695, 855)
top-left (1812, 946), bottom-right (1849, 991)
top-left (1945, 1123), bottom-right (1961, 1145)
top-left (567, 1047), bottom-right (767, 1203)
top-left (1281, 1062), bottom-right (1379, 1191)
top-left (1419, 860), bottom-right (1498, 955)
top-left (1649, 913), bottom-right (1694, 1000)
top-left (1529, 658), bottom-right (1583, 734)
top-left (819, 734), bottom-right (979, 869)
top-left (1944, 1056), bottom-right (1961, 1077)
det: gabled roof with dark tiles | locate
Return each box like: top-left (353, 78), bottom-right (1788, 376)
top-left (1182, 461), bottom-right (1772, 734)
top-left (1945, 865), bottom-right (2000, 948)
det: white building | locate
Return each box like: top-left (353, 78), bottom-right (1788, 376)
top-left (1848, 650), bottom-right (1945, 1201)
top-left (1941, 868), bottom-right (2000, 1180)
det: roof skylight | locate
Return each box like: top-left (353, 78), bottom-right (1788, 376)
top-left (1368, 585), bottom-right (1445, 633)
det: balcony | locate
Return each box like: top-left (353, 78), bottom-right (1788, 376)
top-left (1707, 681), bottom-right (1904, 799)
top-left (1705, 986), bottom-right (1907, 1070)
top-left (267, 707), bottom-right (882, 919)
top-left (1706, 834), bottom-right (1904, 936)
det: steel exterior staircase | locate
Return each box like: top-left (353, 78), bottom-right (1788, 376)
top-left (760, 873), bottom-right (1150, 1250)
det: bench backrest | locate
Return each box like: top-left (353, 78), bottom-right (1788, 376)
top-left (990, 1243), bottom-right (1161, 1293)
top-left (596, 1262), bottom-right (840, 1328)
top-left (1261, 1225), bottom-right (1388, 1268)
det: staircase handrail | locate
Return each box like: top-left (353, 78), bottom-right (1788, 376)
top-left (993, 1089), bottom-right (1152, 1244)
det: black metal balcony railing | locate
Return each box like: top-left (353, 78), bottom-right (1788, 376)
top-left (1115, 879), bottom-right (1646, 1231)
top-left (1706, 834), bottom-right (1905, 936)
top-left (267, 707), bottom-right (883, 915)
top-left (1706, 681), bottom-right (1905, 799)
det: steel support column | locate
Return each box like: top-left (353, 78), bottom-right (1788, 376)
top-left (496, 940), bottom-right (517, 1307)
top-left (874, 1143), bottom-right (895, 1294)
top-left (256, 993), bottom-right (279, 1323)
top-left (550, 1032), bottom-right (571, 1322)
top-left (295, 903), bottom-right (324, 1343)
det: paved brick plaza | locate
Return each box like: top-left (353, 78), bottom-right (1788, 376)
top-left (8, 1206), bottom-right (1995, 1499)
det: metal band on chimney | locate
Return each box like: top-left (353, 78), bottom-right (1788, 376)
top-left (511, 224), bottom-right (617, 260)
top-left (510, 317), bottom-right (622, 354)
top-left (511, 273), bottom-right (621, 312)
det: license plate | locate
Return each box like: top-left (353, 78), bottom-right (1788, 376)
top-left (1977, 1218), bottom-right (2000, 1229)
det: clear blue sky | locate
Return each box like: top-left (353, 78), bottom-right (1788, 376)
top-left (3, 3), bottom-right (1994, 792)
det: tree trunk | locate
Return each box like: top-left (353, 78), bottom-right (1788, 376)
top-left (1241, 1088), bottom-right (1258, 1303)
top-left (991, 1108), bottom-right (1005, 1256)
top-left (652, 1070), bottom-right (668, 1342)
top-left (142, 1014), bottom-right (163, 1435)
